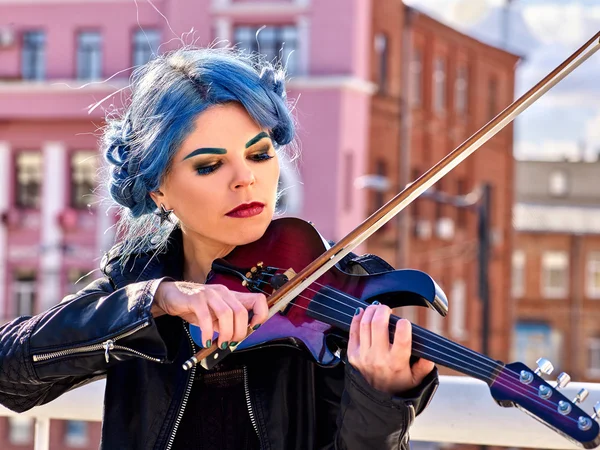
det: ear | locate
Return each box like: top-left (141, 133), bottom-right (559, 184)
top-left (149, 189), bottom-right (167, 209)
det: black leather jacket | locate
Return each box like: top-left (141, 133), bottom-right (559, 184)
top-left (0, 227), bottom-right (438, 449)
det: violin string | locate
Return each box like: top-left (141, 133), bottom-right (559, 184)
top-left (257, 269), bottom-right (545, 397)
top-left (252, 280), bottom-right (546, 403)
top-left (243, 283), bottom-right (579, 425)
top-left (250, 275), bottom-right (551, 403)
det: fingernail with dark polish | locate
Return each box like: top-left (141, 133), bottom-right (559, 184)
top-left (205, 339), bottom-right (212, 348)
top-left (355, 307), bottom-right (361, 316)
top-left (220, 342), bottom-right (229, 350)
top-left (230, 342), bottom-right (238, 347)
top-left (252, 324), bottom-right (261, 330)
top-left (372, 301), bottom-right (380, 305)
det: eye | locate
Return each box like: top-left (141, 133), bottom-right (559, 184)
top-left (250, 147), bottom-right (275, 162)
top-left (195, 161), bottom-right (223, 175)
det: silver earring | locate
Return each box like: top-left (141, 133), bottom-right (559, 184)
top-left (154, 204), bottom-right (174, 226)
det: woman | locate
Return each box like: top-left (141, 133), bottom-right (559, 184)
top-left (0, 47), bottom-right (438, 450)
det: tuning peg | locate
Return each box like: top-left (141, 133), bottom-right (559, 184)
top-left (556, 372), bottom-right (571, 389)
top-left (592, 402), bottom-right (600, 420)
top-left (534, 358), bottom-right (554, 376)
top-left (573, 388), bottom-right (589, 405)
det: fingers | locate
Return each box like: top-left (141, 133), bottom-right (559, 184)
top-left (371, 304), bottom-right (392, 352)
top-left (347, 307), bottom-right (363, 365)
top-left (194, 298), bottom-right (214, 348)
top-left (390, 318), bottom-right (412, 363)
top-left (236, 292), bottom-right (269, 329)
top-left (359, 304), bottom-right (378, 349)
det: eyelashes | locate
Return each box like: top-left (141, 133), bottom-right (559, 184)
top-left (194, 149), bottom-right (275, 176)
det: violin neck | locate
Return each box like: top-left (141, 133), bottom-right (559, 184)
top-left (387, 315), bottom-right (503, 384)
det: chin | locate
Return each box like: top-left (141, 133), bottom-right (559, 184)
top-left (225, 214), bottom-right (272, 246)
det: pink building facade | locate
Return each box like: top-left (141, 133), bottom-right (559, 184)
top-left (0, 0), bottom-right (375, 447)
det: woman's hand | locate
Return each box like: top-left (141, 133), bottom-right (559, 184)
top-left (347, 303), bottom-right (435, 395)
top-left (152, 281), bottom-right (269, 348)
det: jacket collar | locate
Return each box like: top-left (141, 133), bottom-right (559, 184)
top-left (101, 226), bottom-right (185, 289)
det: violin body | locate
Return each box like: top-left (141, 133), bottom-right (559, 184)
top-left (187, 217), bottom-right (600, 448)
top-left (190, 217), bottom-right (448, 366)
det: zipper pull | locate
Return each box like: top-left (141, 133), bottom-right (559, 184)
top-left (103, 339), bottom-right (115, 363)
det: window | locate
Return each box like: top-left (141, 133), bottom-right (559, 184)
top-left (8, 416), bottom-right (33, 445)
top-left (456, 178), bottom-right (467, 228)
top-left (455, 65), bottom-right (468, 114)
top-left (488, 77), bottom-right (498, 119)
top-left (132, 29), bottom-right (160, 67)
top-left (588, 338), bottom-right (600, 378)
top-left (450, 280), bottom-right (466, 339)
top-left (434, 179), bottom-right (444, 222)
top-left (512, 250), bottom-right (525, 298)
top-left (374, 159), bottom-right (387, 211)
top-left (541, 251), bottom-right (569, 298)
top-left (427, 306), bottom-right (443, 335)
top-left (70, 151), bottom-right (98, 209)
top-left (374, 33), bottom-right (388, 93)
top-left (22, 30), bottom-right (46, 80)
top-left (234, 25), bottom-right (298, 75)
top-left (15, 151), bottom-right (43, 209)
top-left (65, 420), bottom-right (89, 447)
top-left (514, 323), bottom-right (561, 369)
top-left (13, 269), bottom-right (36, 316)
top-left (344, 153), bottom-right (354, 211)
top-left (587, 252), bottom-right (600, 299)
top-left (548, 170), bottom-right (568, 197)
top-left (77, 31), bottom-right (102, 80)
top-left (410, 49), bottom-right (422, 106)
top-left (433, 57), bottom-right (446, 113)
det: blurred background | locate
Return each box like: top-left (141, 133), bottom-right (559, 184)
top-left (0, 0), bottom-right (598, 448)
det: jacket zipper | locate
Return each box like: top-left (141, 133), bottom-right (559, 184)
top-left (164, 322), bottom-right (196, 450)
top-left (32, 321), bottom-right (161, 363)
top-left (243, 365), bottom-right (263, 447)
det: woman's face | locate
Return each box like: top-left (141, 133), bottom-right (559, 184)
top-left (152, 102), bottom-right (280, 247)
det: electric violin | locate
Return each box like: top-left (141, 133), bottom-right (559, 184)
top-left (183, 31), bottom-right (600, 448)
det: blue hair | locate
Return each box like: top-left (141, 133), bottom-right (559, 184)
top-left (101, 46), bottom-right (296, 259)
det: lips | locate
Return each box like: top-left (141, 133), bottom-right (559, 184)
top-left (225, 202), bottom-right (265, 218)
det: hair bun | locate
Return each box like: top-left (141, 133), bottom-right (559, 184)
top-left (260, 67), bottom-right (286, 97)
top-left (104, 116), bottom-right (153, 217)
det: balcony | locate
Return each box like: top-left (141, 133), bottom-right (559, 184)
top-left (0, 78), bottom-right (129, 120)
top-left (1, 376), bottom-right (596, 450)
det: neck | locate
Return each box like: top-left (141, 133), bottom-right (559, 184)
top-left (181, 227), bottom-right (235, 283)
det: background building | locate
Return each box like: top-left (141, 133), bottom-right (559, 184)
top-left (0, 0), bottom-right (520, 448)
top-left (514, 159), bottom-right (600, 382)
top-left (367, 3), bottom-right (519, 368)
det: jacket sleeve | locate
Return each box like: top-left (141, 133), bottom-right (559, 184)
top-left (0, 276), bottom-right (172, 413)
top-left (314, 251), bottom-right (439, 449)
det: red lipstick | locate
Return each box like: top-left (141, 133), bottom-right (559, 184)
top-left (226, 202), bottom-right (265, 218)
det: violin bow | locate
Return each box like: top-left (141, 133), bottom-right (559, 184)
top-left (188, 31), bottom-right (600, 369)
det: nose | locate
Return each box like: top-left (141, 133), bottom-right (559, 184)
top-left (230, 160), bottom-right (256, 190)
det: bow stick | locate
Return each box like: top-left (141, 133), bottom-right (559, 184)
top-left (184, 31), bottom-right (600, 371)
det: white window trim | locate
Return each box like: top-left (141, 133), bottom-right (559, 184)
top-left (588, 338), bottom-right (600, 378)
top-left (512, 250), bottom-right (525, 299)
top-left (541, 251), bottom-right (569, 299)
top-left (450, 280), bottom-right (467, 340)
top-left (587, 252), bottom-right (600, 299)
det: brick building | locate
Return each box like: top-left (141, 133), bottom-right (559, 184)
top-left (367, 3), bottom-right (520, 367)
top-left (514, 160), bottom-right (600, 383)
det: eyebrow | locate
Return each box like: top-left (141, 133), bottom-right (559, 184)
top-left (245, 131), bottom-right (270, 148)
top-left (182, 131), bottom-right (271, 161)
top-left (182, 147), bottom-right (226, 161)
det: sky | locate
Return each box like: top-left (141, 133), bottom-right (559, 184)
top-left (404, 0), bottom-right (600, 161)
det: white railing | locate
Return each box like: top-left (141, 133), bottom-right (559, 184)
top-left (1, 375), bottom-right (598, 450)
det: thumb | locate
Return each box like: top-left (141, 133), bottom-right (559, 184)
top-left (412, 358), bottom-right (435, 384)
